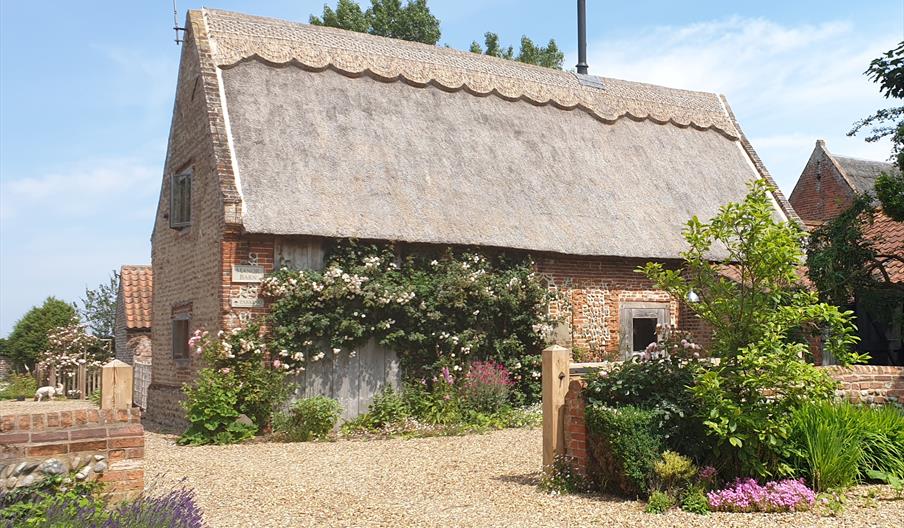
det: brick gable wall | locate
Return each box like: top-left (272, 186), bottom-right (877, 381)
top-left (789, 141), bottom-right (856, 224)
top-left (146, 13), bottom-right (231, 428)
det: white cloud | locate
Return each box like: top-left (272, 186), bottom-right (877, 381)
top-left (1, 158), bottom-right (159, 219)
top-left (579, 16), bottom-right (897, 191)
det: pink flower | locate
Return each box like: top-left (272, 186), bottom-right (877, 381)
top-left (441, 366), bottom-right (454, 385)
top-left (272, 359), bottom-right (281, 368)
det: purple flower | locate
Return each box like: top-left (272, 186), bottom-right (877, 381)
top-left (708, 478), bottom-right (815, 513)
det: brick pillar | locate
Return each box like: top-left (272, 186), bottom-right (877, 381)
top-left (564, 379), bottom-right (589, 474)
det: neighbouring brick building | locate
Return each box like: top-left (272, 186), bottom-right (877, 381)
top-left (146, 9), bottom-right (798, 426)
top-left (789, 140), bottom-right (903, 365)
top-left (113, 265), bottom-right (153, 409)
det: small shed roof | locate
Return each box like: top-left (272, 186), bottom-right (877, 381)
top-left (195, 9), bottom-right (794, 259)
top-left (119, 266), bottom-right (152, 329)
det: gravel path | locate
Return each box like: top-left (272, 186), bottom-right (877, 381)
top-left (145, 428), bottom-right (903, 528)
top-left (0, 399), bottom-right (97, 415)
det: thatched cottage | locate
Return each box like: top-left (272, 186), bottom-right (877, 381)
top-left (147, 9), bottom-right (797, 425)
top-left (789, 140), bottom-right (903, 365)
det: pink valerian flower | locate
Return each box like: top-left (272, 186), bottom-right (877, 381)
top-left (707, 478), bottom-right (815, 513)
top-left (464, 361), bottom-right (513, 389)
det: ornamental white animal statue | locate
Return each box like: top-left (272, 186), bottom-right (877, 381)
top-left (34, 383), bottom-right (64, 402)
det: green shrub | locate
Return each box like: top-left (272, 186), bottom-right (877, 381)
top-left (680, 486), bottom-right (710, 515)
top-left (653, 451), bottom-right (697, 493)
top-left (644, 490), bottom-right (674, 514)
top-left (178, 369), bottom-right (257, 446)
top-left (0, 373), bottom-right (37, 399)
top-left (367, 386), bottom-right (410, 428)
top-left (789, 401), bottom-right (904, 491)
top-left (585, 404), bottom-right (663, 497)
top-left (276, 396), bottom-right (341, 441)
top-left (460, 361), bottom-right (512, 414)
top-left (584, 354), bottom-right (709, 460)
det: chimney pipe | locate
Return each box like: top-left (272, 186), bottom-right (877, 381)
top-left (576, 0), bottom-right (588, 74)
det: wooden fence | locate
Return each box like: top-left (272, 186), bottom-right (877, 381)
top-left (36, 364), bottom-right (101, 400)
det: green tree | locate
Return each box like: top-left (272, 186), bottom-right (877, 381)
top-left (640, 180), bottom-right (864, 477)
top-left (6, 297), bottom-right (77, 370)
top-left (849, 41), bottom-right (904, 220)
top-left (79, 270), bottom-right (119, 338)
top-left (470, 32), bottom-right (564, 69)
top-left (311, 0), bottom-right (441, 45)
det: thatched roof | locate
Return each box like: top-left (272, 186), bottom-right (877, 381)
top-left (196, 8), bottom-right (794, 259)
top-left (833, 155), bottom-right (897, 195)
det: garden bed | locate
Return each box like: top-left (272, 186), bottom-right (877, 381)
top-left (143, 427), bottom-right (902, 528)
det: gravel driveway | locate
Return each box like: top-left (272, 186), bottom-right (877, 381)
top-left (145, 428), bottom-right (903, 528)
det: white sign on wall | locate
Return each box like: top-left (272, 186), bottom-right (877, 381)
top-left (230, 285), bottom-right (264, 308)
top-left (232, 265), bottom-right (265, 283)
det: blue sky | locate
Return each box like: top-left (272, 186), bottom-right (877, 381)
top-left (1, 0), bottom-right (901, 335)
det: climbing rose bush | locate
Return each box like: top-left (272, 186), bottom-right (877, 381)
top-left (707, 478), bottom-right (816, 513)
top-left (37, 322), bottom-right (111, 372)
top-left (260, 240), bottom-right (556, 403)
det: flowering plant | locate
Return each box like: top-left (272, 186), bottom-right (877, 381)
top-left (261, 240), bottom-right (555, 403)
top-left (707, 478), bottom-right (816, 513)
top-left (461, 360), bottom-right (513, 414)
top-left (37, 322), bottom-right (111, 373)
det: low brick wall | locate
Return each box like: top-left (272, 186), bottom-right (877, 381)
top-left (562, 365), bottom-right (904, 475)
top-left (0, 406), bottom-right (144, 500)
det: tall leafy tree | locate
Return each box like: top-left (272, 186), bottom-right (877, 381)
top-left (470, 32), bottom-right (564, 69)
top-left (849, 41), bottom-right (904, 220)
top-left (311, 0), bottom-right (441, 45)
top-left (6, 297), bottom-right (77, 369)
top-left (79, 270), bottom-right (119, 338)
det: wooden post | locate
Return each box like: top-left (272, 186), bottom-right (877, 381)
top-left (542, 345), bottom-right (570, 469)
top-left (78, 364), bottom-right (87, 400)
top-left (101, 359), bottom-right (133, 409)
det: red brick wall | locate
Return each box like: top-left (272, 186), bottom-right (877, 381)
top-left (0, 407), bottom-right (144, 500)
top-left (789, 141), bottom-right (856, 224)
top-left (562, 365), bottom-right (904, 476)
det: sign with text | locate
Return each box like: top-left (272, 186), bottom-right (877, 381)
top-left (232, 265), bottom-right (265, 283)
top-left (230, 285), bottom-right (264, 308)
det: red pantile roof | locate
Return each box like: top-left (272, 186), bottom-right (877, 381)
top-left (864, 211), bottom-right (904, 283)
top-left (120, 265), bottom-right (152, 329)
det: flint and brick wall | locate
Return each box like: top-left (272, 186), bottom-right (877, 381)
top-left (0, 407), bottom-right (144, 500)
top-left (562, 365), bottom-right (904, 475)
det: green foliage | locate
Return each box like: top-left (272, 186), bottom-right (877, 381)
top-left (79, 270), bottom-right (119, 338)
top-left (640, 179), bottom-right (864, 478)
top-left (584, 350), bottom-right (708, 460)
top-left (460, 360), bottom-right (512, 414)
top-left (311, 0), bottom-right (441, 45)
top-left (193, 325), bottom-right (289, 430)
top-left (262, 241), bottom-right (554, 404)
top-left (6, 297), bottom-right (77, 369)
top-left (654, 451), bottom-right (697, 493)
top-left (789, 401), bottom-right (904, 491)
top-left (361, 385), bottom-right (410, 429)
top-left (875, 172), bottom-right (904, 221)
top-left (275, 396), bottom-right (341, 441)
top-left (178, 368), bottom-right (256, 445)
top-left (0, 372), bottom-right (37, 399)
top-left (469, 32), bottom-right (564, 69)
top-left (539, 455), bottom-right (589, 495)
top-left (680, 486), bottom-right (711, 515)
top-left (88, 389), bottom-right (102, 406)
top-left (850, 41), bottom-right (904, 171)
top-left (644, 490), bottom-right (674, 514)
top-left (585, 404), bottom-right (663, 497)
top-left (0, 473), bottom-right (104, 527)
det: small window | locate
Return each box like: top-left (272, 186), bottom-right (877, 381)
top-left (170, 171), bottom-right (192, 228)
top-left (172, 319), bottom-right (190, 360)
top-left (632, 318), bottom-right (658, 353)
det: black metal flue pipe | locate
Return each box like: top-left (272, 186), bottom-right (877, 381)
top-left (576, 0), bottom-right (588, 74)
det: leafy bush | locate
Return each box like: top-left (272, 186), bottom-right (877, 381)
top-left (789, 401), bottom-right (904, 491)
top-left (641, 180), bottom-right (864, 478)
top-left (707, 478), bottom-right (816, 513)
top-left (539, 455), bottom-right (589, 495)
top-left (5, 297), bottom-right (77, 369)
top-left (276, 396), bottom-right (341, 441)
top-left (178, 369), bottom-right (257, 446)
top-left (653, 451), bottom-right (697, 494)
top-left (367, 386), bottom-right (410, 427)
top-left (0, 473), bottom-right (204, 527)
top-left (584, 351), bottom-right (708, 460)
top-left (261, 241), bottom-right (557, 404)
top-left (680, 486), bottom-right (710, 515)
top-left (461, 360), bottom-right (512, 414)
top-left (585, 404), bottom-right (663, 497)
top-left (644, 490), bottom-right (674, 514)
top-left (0, 373), bottom-right (37, 399)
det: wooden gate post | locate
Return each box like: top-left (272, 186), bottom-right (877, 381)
top-left (542, 345), bottom-right (570, 469)
top-left (101, 359), bottom-right (133, 410)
